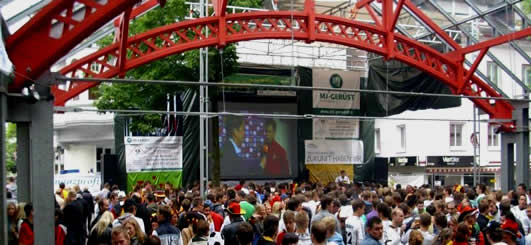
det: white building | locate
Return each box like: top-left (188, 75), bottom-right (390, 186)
top-left (51, 47), bottom-right (115, 175)
top-left (378, 43), bottom-right (531, 189)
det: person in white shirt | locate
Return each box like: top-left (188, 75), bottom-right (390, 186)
top-left (335, 170), bottom-right (351, 185)
top-left (511, 193), bottom-right (529, 235)
top-left (383, 208), bottom-right (403, 245)
top-left (295, 211), bottom-right (312, 245)
top-left (345, 199), bottom-right (365, 245)
top-left (418, 213), bottom-right (435, 245)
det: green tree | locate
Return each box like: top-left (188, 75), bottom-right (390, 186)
top-left (524, 0), bottom-right (531, 14)
top-left (95, 0), bottom-right (261, 185)
top-left (6, 123), bottom-right (16, 173)
top-left (95, 0), bottom-right (240, 133)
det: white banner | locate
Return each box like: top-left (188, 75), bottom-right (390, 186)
top-left (54, 174), bottom-right (101, 194)
top-left (305, 140), bottom-right (364, 164)
top-left (313, 118), bottom-right (359, 139)
top-left (125, 136), bottom-right (183, 173)
top-left (388, 175), bottom-right (425, 188)
top-left (312, 69), bottom-right (361, 113)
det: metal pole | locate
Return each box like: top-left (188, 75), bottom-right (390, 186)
top-left (0, 75), bottom-right (8, 245)
top-left (199, 0), bottom-right (208, 197)
top-left (473, 105), bottom-right (477, 187)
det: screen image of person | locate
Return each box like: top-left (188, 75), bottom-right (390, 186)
top-left (221, 116), bottom-right (246, 168)
top-left (260, 119), bottom-right (289, 176)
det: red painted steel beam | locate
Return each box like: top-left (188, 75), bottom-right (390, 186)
top-left (113, 0), bottom-right (162, 27)
top-left (46, 0), bottom-right (525, 131)
top-left (458, 28), bottom-right (531, 55)
top-left (213, 0), bottom-right (228, 17)
top-left (390, 0), bottom-right (405, 32)
top-left (117, 9), bottom-right (132, 78)
top-left (355, 0), bottom-right (376, 9)
top-left (6, 0), bottom-right (141, 92)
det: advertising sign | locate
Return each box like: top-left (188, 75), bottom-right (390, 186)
top-left (389, 156), bottom-right (418, 167)
top-left (312, 69), bottom-right (361, 114)
top-left (305, 140), bottom-right (364, 165)
top-left (426, 155), bottom-right (474, 167)
top-left (312, 118), bottom-right (360, 139)
top-left (54, 174), bottom-right (101, 194)
top-left (125, 136), bottom-right (183, 173)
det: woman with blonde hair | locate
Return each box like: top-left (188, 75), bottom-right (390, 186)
top-left (271, 202), bottom-right (283, 218)
top-left (408, 230), bottom-right (424, 245)
top-left (123, 218), bottom-right (146, 245)
top-left (88, 211), bottom-right (114, 245)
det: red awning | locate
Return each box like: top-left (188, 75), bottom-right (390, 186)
top-left (426, 167), bottom-right (499, 174)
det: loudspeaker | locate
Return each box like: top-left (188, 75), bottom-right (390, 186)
top-left (103, 154), bottom-right (119, 186)
top-left (374, 157), bottom-right (389, 184)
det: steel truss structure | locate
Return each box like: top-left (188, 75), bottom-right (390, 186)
top-left (4, 0), bottom-right (531, 132)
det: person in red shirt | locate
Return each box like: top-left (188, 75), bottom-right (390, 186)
top-left (261, 120), bottom-right (289, 177)
top-left (19, 203), bottom-right (34, 245)
top-left (204, 203), bottom-right (223, 232)
top-left (55, 208), bottom-right (66, 245)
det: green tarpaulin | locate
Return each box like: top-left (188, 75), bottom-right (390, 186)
top-left (127, 171), bottom-right (182, 192)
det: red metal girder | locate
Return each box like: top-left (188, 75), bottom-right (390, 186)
top-left (390, 0), bottom-right (406, 32)
top-left (113, 0), bottom-right (162, 27)
top-left (7, 0), bottom-right (141, 92)
top-left (457, 48), bottom-right (487, 94)
top-left (364, 5), bottom-right (382, 27)
top-left (47, 1), bottom-right (526, 131)
top-left (458, 28), bottom-right (531, 55)
top-left (305, 0), bottom-right (315, 43)
top-left (213, 0), bottom-right (228, 17)
top-left (117, 9), bottom-right (132, 78)
top-left (382, 0), bottom-right (394, 58)
top-left (355, 0), bottom-right (376, 9)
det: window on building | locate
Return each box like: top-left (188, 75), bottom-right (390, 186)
top-left (375, 128), bottom-right (381, 153)
top-left (523, 65), bottom-right (531, 88)
top-left (487, 61), bottom-right (499, 86)
top-left (397, 125), bottom-right (406, 152)
top-left (488, 124), bottom-right (499, 147)
top-left (450, 123), bottom-right (463, 147)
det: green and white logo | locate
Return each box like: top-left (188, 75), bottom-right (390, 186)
top-left (329, 74), bottom-right (343, 88)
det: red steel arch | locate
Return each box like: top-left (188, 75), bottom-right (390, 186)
top-left (8, 0), bottom-right (531, 131)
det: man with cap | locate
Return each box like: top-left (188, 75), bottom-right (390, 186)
top-left (502, 217), bottom-right (521, 245)
top-left (458, 206), bottom-right (485, 245)
top-left (221, 199), bottom-right (248, 245)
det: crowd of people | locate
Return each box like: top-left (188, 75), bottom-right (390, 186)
top-left (6, 177), bottom-right (531, 245)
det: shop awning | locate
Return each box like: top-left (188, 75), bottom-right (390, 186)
top-left (426, 167), bottom-right (499, 174)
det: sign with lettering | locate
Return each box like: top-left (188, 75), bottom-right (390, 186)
top-left (313, 118), bottom-right (359, 139)
top-left (125, 136), bottom-right (183, 173)
top-left (389, 156), bottom-right (418, 167)
top-left (312, 69), bottom-right (361, 115)
top-left (426, 156), bottom-right (474, 167)
top-left (305, 140), bottom-right (364, 165)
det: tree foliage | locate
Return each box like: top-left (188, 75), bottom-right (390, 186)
top-left (524, 0), bottom-right (531, 13)
top-left (6, 123), bottom-right (16, 173)
top-left (94, 0), bottom-right (247, 133)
